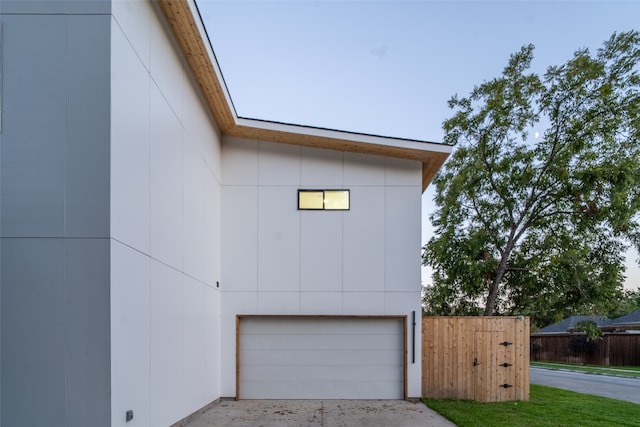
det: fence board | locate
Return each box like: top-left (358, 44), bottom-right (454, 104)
top-left (531, 333), bottom-right (640, 366)
top-left (422, 316), bottom-right (530, 402)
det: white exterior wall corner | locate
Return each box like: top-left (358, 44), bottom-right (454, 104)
top-left (221, 137), bottom-right (423, 398)
top-left (110, 1), bottom-right (222, 427)
top-left (1, 2), bottom-right (426, 424)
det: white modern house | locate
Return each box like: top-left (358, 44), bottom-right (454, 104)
top-left (0, 0), bottom-right (452, 426)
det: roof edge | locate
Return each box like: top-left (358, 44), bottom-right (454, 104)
top-left (157, 0), bottom-right (451, 189)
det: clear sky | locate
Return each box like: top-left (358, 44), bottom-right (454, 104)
top-left (196, 0), bottom-right (640, 291)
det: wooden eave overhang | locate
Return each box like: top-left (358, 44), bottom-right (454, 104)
top-left (157, 0), bottom-right (451, 191)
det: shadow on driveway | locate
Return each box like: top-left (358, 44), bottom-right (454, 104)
top-left (183, 399), bottom-right (456, 427)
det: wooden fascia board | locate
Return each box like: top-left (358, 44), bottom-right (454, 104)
top-left (422, 155), bottom-right (448, 192)
top-left (157, 0), bottom-right (451, 189)
top-left (229, 122), bottom-right (450, 190)
top-left (157, 0), bottom-right (236, 132)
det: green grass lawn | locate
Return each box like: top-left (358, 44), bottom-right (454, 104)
top-left (531, 361), bottom-right (640, 378)
top-left (423, 384), bottom-right (640, 427)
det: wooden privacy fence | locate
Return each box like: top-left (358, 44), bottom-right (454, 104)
top-left (531, 333), bottom-right (640, 366)
top-left (422, 316), bottom-right (530, 402)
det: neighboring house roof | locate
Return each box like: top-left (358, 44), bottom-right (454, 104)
top-left (157, 0), bottom-right (452, 191)
top-left (534, 315), bottom-right (611, 335)
top-left (610, 309), bottom-right (640, 326)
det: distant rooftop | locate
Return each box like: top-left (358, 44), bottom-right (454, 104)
top-left (534, 315), bottom-right (611, 335)
top-left (610, 309), bottom-right (640, 326)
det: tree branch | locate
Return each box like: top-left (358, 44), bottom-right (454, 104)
top-left (470, 196), bottom-right (505, 255)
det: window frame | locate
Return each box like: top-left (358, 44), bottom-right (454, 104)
top-left (297, 189), bottom-right (350, 211)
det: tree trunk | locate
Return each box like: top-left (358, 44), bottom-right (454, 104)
top-left (483, 273), bottom-right (496, 316)
top-left (483, 280), bottom-right (498, 316)
top-left (483, 245), bottom-right (514, 315)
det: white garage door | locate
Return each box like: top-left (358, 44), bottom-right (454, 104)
top-left (238, 316), bottom-right (405, 399)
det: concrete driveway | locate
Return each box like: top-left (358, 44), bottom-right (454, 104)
top-left (183, 399), bottom-right (456, 427)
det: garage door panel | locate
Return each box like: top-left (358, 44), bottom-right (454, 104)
top-left (242, 317), bottom-right (400, 334)
top-left (242, 333), bottom-right (401, 351)
top-left (241, 380), bottom-right (404, 400)
top-left (241, 364), bottom-right (402, 382)
top-left (242, 349), bottom-right (403, 366)
top-left (239, 317), bottom-right (405, 399)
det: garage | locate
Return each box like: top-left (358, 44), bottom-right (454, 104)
top-left (237, 316), bottom-right (406, 399)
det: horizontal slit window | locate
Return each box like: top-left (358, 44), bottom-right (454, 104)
top-left (298, 190), bottom-right (349, 210)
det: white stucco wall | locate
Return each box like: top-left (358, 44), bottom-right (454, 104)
top-left (221, 137), bottom-right (423, 397)
top-left (110, 2), bottom-right (222, 426)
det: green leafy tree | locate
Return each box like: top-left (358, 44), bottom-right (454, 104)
top-left (574, 320), bottom-right (604, 342)
top-left (423, 31), bottom-right (640, 319)
top-left (607, 288), bottom-right (640, 319)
